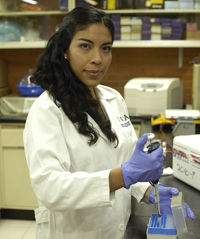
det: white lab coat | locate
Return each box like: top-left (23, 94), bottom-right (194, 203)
top-left (23, 85), bottom-right (150, 239)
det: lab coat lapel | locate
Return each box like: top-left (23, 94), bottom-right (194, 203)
top-left (85, 86), bottom-right (118, 142)
top-left (85, 113), bottom-right (108, 141)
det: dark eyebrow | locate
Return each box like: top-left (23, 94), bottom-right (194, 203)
top-left (77, 38), bottom-right (112, 45)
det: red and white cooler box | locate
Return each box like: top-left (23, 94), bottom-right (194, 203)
top-left (173, 135), bottom-right (200, 191)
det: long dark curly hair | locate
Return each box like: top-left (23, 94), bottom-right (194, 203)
top-left (31, 7), bottom-right (119, 147)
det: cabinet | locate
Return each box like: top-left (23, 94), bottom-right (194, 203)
top-left (0, 123), bottom-right (38, 210)
top-left (0, 0), bottom-right (200, 48)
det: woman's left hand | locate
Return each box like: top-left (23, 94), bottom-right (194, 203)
top-left (148, 183), bottom-right (195, 220)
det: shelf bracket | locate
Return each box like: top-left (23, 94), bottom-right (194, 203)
top-left (178, 48), bottom-right (183, 68)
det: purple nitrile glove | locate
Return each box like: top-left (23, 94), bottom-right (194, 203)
top-left (121, 133), bottom-right (164, 189)
top-left (148, 183), bottom-right (195, 220)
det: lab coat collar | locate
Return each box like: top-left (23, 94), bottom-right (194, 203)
top-left (95, 85), bottom-right (116, 101)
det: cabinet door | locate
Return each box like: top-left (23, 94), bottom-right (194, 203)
top-left (2, 148), bottom-right (38, 209)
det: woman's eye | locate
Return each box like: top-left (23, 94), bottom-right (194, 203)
top-left (103, 46), bottom-right (112, 52)
top-left (80, 43), bottom-right (90, 49)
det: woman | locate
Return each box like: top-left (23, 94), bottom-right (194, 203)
top-left (23, 7), bottom-right (194, 239)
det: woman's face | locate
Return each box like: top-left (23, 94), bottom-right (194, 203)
top-left (65, 23), bottom-right (113, 98)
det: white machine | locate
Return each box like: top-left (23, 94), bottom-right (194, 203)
top-left (124, 77), bottom-right (183, 116)
top-left (173, 135), bottom-right (200, 191)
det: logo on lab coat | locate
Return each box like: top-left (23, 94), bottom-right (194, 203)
top-left (117, 115), bottom-right (131, 128)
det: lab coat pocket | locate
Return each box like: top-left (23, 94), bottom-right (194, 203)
top-left (56, 229), bottom-right (102, 239)
top-left (35, 207), bottom-right (49, 224)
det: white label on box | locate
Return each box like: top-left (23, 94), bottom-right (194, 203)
top-left (173, 142), bottom-right (200, 190)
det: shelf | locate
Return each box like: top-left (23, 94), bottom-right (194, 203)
top-left (104, 9), bottom-right (200, 14)
top-left (0, 10), bottom-right (68, 16)
top-left (0, 41), bottom-right (47, 49)
top-left (0, 9), bottom-right (200, 17)
top-left (113, 40), bottom-right (200, 48)
top-left (0, 40), bottom-right (200, 49)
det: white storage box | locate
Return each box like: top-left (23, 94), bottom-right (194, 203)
top-left (124, 77), bottom-right (183, 116)
top-left (173, 135), bottom-right (200, 190)
top-left (0, 95), bottom-right (36, 116)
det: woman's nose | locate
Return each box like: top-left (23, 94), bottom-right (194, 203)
top-left (90, 49), bottom-right (102, 65)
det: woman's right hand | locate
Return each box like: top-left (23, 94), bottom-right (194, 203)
top-left (121, 133), bottom-right (164, 189)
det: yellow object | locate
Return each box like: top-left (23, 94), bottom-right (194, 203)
top-left (151, 112), bottom-right (174, 126)
top-left (151, 112), bottom-right (200, 126)
top-left (151, 0), bottom-right (163, 4)
top-left (107, 0), bottom-right (116, 9)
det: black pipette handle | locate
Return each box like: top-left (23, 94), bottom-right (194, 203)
top-left (147, 141), bottom-right (160, 185)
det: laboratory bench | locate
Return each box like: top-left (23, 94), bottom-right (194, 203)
top-left (0, 115), bottom-right (200, 239)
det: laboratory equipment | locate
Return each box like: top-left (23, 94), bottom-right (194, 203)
top-left (151, 112), bottom-right (173, 126)
top-left (165, 109), bottom-right (200, 119)
top-left (172, 117), bottom-right (195, 137)
top-left (173, 134), bottom-right (200, 191)
top-left (124, 77), bottom-right (183, 116)
top-left (144, 133), bottom-right (161, 222)
top-left (16, 70), bottom-right (44, 97)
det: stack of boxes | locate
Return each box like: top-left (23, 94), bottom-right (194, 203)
top-left (120, 16), bottom-right (142, 40)
top-left (150, 18), bottom-right (162, 40)
top-left (164, 0), bottom-right (197, 9)
top-left (111, 15), bottom-right (120, 40)
top-left (77, 0), bottom-right (200, 9)
top-left (112, 15), bottom-right (184, 41)
top-left (131, 17), bottom-right (142, 40)
top-left (161, 18), bottom-right (172, 40)
top-left (179, 0), bottom-right (194, 9)
top-left (142, 17), bottom-right (151, 40)
top-left (120, 16), bottom-right (132, 40)
top-left (171, 19), bottom-right (183, 40)
top-left (186, 22), bottom-right (200, 40)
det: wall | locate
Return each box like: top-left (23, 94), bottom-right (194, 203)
top-left (0, 48), bottom-right (199, 105)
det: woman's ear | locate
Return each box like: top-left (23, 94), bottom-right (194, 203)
top-left (64, 53), bottom-right (67, 59)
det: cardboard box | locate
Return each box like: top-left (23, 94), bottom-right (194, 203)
top-left (131, 17), bottom-right (142, 25)
top-left (179, 1), bottom-right (194, 9)
top-left (121, 33), bottom-right (131, 40)
top-left (186, 30), bottom-right (200, 40)
top-left (131, 33), bottom-right (141, 40)
top-left (151, 25), bottom-right (162, 33)
top-left (121, 25), bottom-right (131, 33)
top-left (120, 17), bottom-right (131, 25)
top-left (164, 1), bottom-right (179, 9)
top-left (187, 23), bottom-right (197, 31)
top-left (151, 33), bottom-right (161, 40)
top-left (131, 25), bottom-right (142, 33)
top-left (173, 135), bottom-right (200, 191)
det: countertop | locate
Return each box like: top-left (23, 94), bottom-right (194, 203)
top-left (125, 119), bottom-right (200, 239)
top-left (0, 113), bottom-right (27, 123)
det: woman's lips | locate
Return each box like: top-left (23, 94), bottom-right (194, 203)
top-left (85, 70), bottom-right (102, 77)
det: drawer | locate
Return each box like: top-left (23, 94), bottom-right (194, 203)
top-left (1, 128), bottom-right (24, 147)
